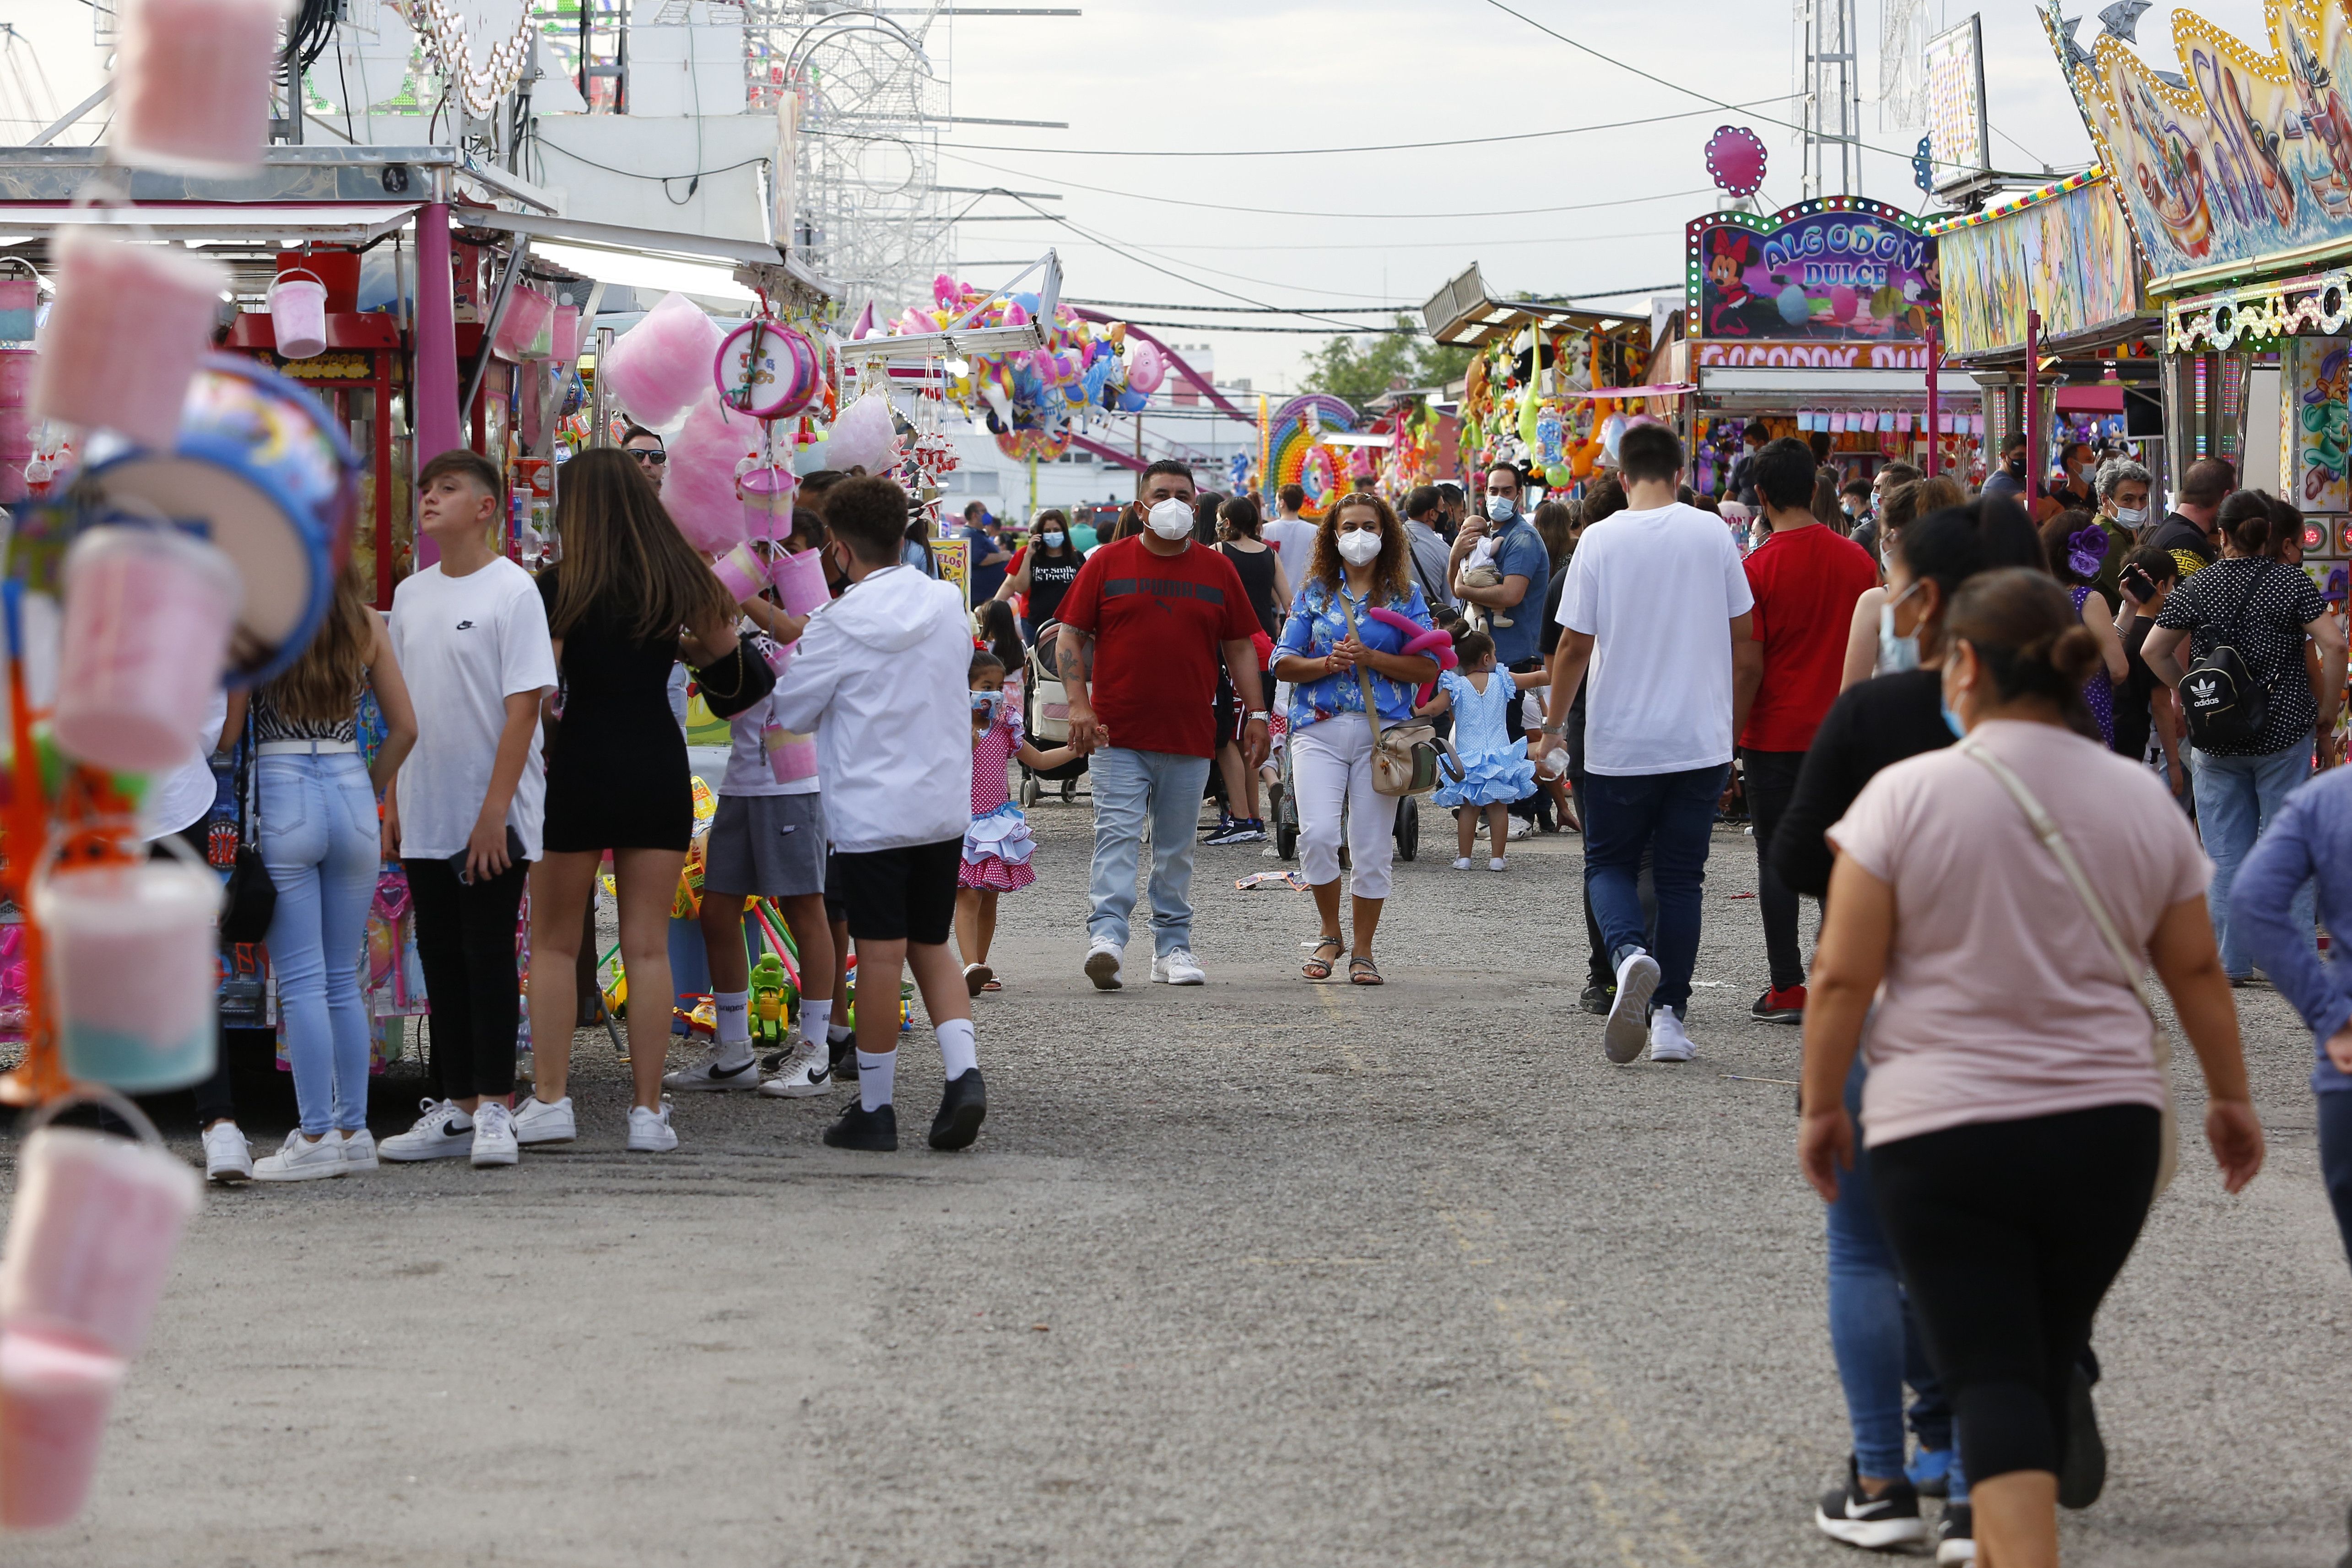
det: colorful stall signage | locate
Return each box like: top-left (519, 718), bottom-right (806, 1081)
top-left (1932, 173), bottom-right (2144, 356)
top-left (2060, 0), bottom-right (2352, 294)
top-left (1687, 196), bottom-right (1941, 346)
top-left (2288, 335), bottom-right (2352, 512)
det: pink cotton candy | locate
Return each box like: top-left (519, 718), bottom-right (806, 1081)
top-left (827, 392), bottom-right (899, 474)
top-left (600, 293), bottom-right (721, 431)
top-left (662, 392), bottom-right (755, 554)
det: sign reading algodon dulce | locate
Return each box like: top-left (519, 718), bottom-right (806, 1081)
top-left (1687, 198), bottom-right (1941, 345)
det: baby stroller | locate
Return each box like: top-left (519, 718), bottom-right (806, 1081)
top-left (1268, 737), bottom-right (1418, 863)
top-left (1020, 620), bottom-right (1091, 807)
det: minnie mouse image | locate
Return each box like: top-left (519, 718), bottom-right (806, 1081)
top-left (1701, 229), bottom-right (1782, 338)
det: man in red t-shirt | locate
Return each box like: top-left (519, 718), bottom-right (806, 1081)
top-left (1731, 437), bottom-right (1878, 1025)
top-left (1055, 460), bottom-right (1267, 990)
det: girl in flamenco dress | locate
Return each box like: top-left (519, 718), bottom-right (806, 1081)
top-left (956, 648), bottom-right (1075, 995)
top-left (1417, 627), bottom-right (1542, 873)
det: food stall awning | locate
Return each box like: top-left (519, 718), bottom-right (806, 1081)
top-left (0, 201), bottom-right (422, 249)
top-left (454, 210), bottom-right (836, 304)
top-left (1421, 262), bottom-right (1632, 346)
top-left (1697, 366), bottom-right (1981, 411)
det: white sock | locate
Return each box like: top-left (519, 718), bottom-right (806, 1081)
top-left (714, 989), bottom-right (751, 1054)
top-left (827, 1022), bottom-right (855, 1047)
top-left (936, 1017), bottom-right (977, 1080)
top-left (857, 1049), bottom-right (896, 1111)
top-left (800, 998), bottom-right (833, 1049)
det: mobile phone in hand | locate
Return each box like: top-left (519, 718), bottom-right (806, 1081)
top-left (452, 826), bottom-right (528, 884)
top-left (2119, 563), bottom-right (2156, 604)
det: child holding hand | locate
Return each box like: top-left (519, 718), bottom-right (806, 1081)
top-left (1416, 628), bottom-right (1540, 872)
top-left (957, 649), bottom-right (1074, 994)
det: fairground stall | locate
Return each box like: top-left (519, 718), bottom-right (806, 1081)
top-left (2057, 0), bottom-right (2352, 602)
top-left (1667, 196), bottom-right (1979, 492)
top-left (1928, 169), bottom-right (2160, 503)
top-left (1419, 263), bottom-right (1668, 499)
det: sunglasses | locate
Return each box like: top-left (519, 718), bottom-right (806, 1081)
top-left (627, 448), bottom-right (668, 465)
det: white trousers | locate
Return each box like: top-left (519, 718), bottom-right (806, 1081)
top-left (1291, 713), bottom-right (1400, 900)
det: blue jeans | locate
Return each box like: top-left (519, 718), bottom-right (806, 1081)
top-left (1584, 764), bottom-right (1729, 1015)
top-left (1088, 746), bottom-right (1212, 956)
top-left (258, 752), bottom-right (382, 1135)
top-left (2320, 1089), bottom-right (2352, 1271)
top-left (1828, 1060), bottom-right (1967, 1498)
top-left (2191, 739), bottom-right (2314, 978)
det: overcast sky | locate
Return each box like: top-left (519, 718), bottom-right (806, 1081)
top-left (0, 0), bottom-right (2285, 395)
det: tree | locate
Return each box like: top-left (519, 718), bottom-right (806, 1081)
top-left (1299, 316), bottom-right (1476, 409)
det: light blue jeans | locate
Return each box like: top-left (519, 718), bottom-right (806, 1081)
top-left (2192, 738), bottom-right (2315, 979)
top-left (258, 751), bottom-right (382, 1135)
top-left (1087, 746), bottom-right (1211, 957)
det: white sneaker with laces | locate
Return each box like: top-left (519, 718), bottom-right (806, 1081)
top-left (758, 1040), bottom-right (831, 1098)
top-left (339, 1129), bottom-right (378, 1172)
top-left (511, 1095), bottom-right (576, 1146)
top-left (378, 1099), bottom-right (476, 1162)
top-left (627, 1098), bottom-right (679, 1153)
top-left (1603, 949), bottom-right (1661, 1065)
top-left (662, 1045), bottom-right (762, 1092)
top-left (470, 1101), bottom-right (520, 1167)
top-left (1152, 948), bottom-right (1206, 985)
top-left (1489, 857), bottom-right (1507, 872)
top-left (252, 1130), bottom-right (347, 1182)
top-left (1451, 856), bottom-right (1473, 871)
top-left (1649, 1006), bottom-right (1697, 1063)
top-left (1084, 938), bottom-right (1124, 990)
top-left (202, 1122), bottom-right (253, 1184)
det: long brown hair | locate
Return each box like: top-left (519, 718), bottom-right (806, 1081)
top-left (259, 561), bottom-right (373, 725)
top-left (546, 447), bottom-right (733, 642)
top-left (1305, 492), bottom-right (1412, 604)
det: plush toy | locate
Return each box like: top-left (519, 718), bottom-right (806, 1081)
top-left (748, 952), bottom-right (792, 1047)
top-left (1362, 605), bottom-right (1459, 670)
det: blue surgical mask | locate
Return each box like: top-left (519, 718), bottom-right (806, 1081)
top-left (1876, 603), bottom-right (1919, 674)
top-left (1940, 699), bottom-right (1967, 739)
top-left (1042, 530), bottom-right (1066, 548)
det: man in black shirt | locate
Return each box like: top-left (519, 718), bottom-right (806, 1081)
top-left (2146, 456), bottom-right (2233, 579)
top-left (2108, 546), bottom-right (2188, 801)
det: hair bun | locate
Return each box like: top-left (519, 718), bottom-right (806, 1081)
top-left (2044, 624), bottom-right (2103, 686)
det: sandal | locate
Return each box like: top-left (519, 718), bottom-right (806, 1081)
top-left (1302, 936), bottom-right (1343, 980)
top-left (982, 978), bottom-right (1002, 993)
top-left (1349, 956), bottom-right (1384, 986)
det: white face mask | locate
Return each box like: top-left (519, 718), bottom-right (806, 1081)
top-left (1336, 528), bottom-right (1382, 567)
top-left (2113, 504), bottom-right (2148, 526)
top-left (1486, 493), bottom-right (1515, 522)
top-left (1041, 530), bottom-right (1065, 548)
top-left (1146, 498), bottom-right (1194, 540)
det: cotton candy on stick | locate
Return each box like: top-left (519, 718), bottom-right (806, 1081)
top-left (600, 292), bottom-right (721, 432)
top-left (663, 391), bottom-right (755, 555)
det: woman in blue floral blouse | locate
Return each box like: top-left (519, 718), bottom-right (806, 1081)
top-left (1271, 492), bottom-right (1439, 984)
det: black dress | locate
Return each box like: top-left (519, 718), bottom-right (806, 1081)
top-left (1218, 541), bottom-right (1282, 637)
top-left (537, 568), bottom-right (692, 853)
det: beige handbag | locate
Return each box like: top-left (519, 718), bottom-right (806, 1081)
top-left (1339, 594), bottom-right (1456, 797)
top-left (1958, 735), bottom-right (2179, 1195)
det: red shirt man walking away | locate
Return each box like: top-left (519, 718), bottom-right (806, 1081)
top-left (1055, 460), bottom-right (1268, 989)
top-left (1732, 437), bottom-right (1880, 1025)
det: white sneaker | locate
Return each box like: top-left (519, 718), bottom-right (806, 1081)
top-left (470, 1101), bottom-right (520, 1167)
top-left (758, 1040), bottom-right (831, 1098)
top-left (1603, 949), bottom-right (1661, 1065)
top-left (1152, 948), bottom-right (1206, 985)
top-left (1649, 1006), bottom-right (1697, 1063)
top-left (202, 1122), bottom-right (252, 1184)
top-left (511, 1095), bottom-right (576, 1146)
top-left (339, 1129), bottom-right (378, 1173)
top-left (1085, 938), bottom-right (1124, 990)
top-left (252, 1130), bottom-right (347, 1182)
top-left (662, 1045), bottom-right (762, 1092)
top-left (1506, 816), bottom-right (1531, 841)
top-left (1451, 856), bottom-right (1473, 871)
top-left (378, 1099), bottom-right (476, 1162)
top-left (1489, 856), bottom-right (1507, 872)
top-left (627, 1099), bottom-right (678, 1153)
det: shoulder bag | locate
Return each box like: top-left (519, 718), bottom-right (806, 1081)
top-left (1339, 594), bottom-right (1458, 797)
top-left (2179, 561), bottom-right (2276, 751)
top-left (1957, 734), bottom-right (2178, 1195)
top-left (691, 633), bottom-right (779, 721)
top-left (220, 713), bottom-right (277, 945)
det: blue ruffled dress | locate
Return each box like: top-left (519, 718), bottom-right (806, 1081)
top-left (1430, 667), bottom-right (1537, 808)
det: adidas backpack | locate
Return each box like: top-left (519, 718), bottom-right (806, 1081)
top-left (2179, 562), bottom-right (2276, 750)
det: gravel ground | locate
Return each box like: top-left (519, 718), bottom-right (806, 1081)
top-left (3, 792), bottom-right (2347, 1567)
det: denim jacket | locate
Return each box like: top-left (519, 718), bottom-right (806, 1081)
top-left (2234, 767), bottom-right (2352, 1092)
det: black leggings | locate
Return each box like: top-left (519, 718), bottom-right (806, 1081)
top-left (1870, 1103), bottom-right (2159, 1484)
top-left (403, 856), bottom-right (528, 1102)
top-left (1743, 748), bottom-right (1808, 993)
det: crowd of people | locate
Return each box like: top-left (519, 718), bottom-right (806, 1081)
top-left (162, 406), bottom-right (2352, 1568)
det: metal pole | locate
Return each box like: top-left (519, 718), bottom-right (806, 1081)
top-left (590, 326), bottom-right (616, 448)
top-left (2023, 309), bottom-right (2041, 508)
top-left (1925, 327), bottom-right (1940, 479)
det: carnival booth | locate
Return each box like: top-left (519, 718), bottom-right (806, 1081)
top-left (1671, 197), bottom-right (1977, 492)
top-left (1927, 169), bottom-right (2159, 503)
top-left (1419, 263), bottom-right (1666, 496)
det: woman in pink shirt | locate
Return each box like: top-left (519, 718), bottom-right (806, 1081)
top-left (1798, 568), bottom-right (2264, 1568)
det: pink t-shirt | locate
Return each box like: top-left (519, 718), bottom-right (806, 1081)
top-left (1827, 719), bottom-right (2210, 1147)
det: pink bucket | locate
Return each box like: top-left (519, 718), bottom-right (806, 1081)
top-left (0, 1124), bottom-right (202, 1361)
top-left (32, 228), bottom-right (226, 449)
top-left (495, 285), bottom-right (555, 362)
top-left (53, 526), bottom-right (241, 773)
top-left (0, 347), bottom-right (36, 407)
top-left (266, 268), bottom-right (328, 360)
top-left (111, 0), bottom-right (290, 177)
top-left (0, 275), bottom-right (37, 342)
top-left (37, 860), bottom-right (224, 1092)
top-left (0, 1328), bottom-right (124, 1531)
top-left (0, 408), bottom-right (34, 462)
top-left (551, 304), bottom-right (582, 365)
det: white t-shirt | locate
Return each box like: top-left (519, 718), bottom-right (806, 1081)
top-left (145, 689), bottom-right (230, 840)
top-left (719, 690), bottom-right (818, 799)
top-left (1265, 516), bottom-right (1318, 595)
top-left (1557, 502), bottom-right (1755, 776)
top-left (387, 558), bottom-right (558, 860)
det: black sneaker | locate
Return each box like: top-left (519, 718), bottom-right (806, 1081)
top-left (1203, 821), bottom-right (1260, 847)
top-left (828, 1036), bottom-right (860, 1089)
top-left (1814, 1456), bottom-right (1927, 1550)
top-left (822, 1101), bottom-right (898, 1152)
top-left (1200, 810), bottom-right (1235, 839)
top-left (2058, 1362), bottom-right (2105, 1509)
top-left (1579, 983), bottom-right (1613, 1016)
top-left (1935, 1502), bottom-right (1976, 1565)
top-left (929, 1068), bottom-right (987, 1151)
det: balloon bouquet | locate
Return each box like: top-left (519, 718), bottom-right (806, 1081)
top-left (0, 0), bottom-right (365, 1533)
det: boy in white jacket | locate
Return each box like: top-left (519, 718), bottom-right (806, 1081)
top-left (770, 475), bottom-right (984, 1152)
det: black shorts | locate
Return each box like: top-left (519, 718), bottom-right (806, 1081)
top-left (824, 850), bottom-right (847, 925)
top-left (832, 837), bottom-right (962, 944)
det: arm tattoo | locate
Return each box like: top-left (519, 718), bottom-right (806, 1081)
top-left (1056, 632), bottom-right (1089, 693)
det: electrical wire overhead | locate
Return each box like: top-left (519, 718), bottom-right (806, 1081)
top-left (939, 158), bottom-right (1718, 220)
